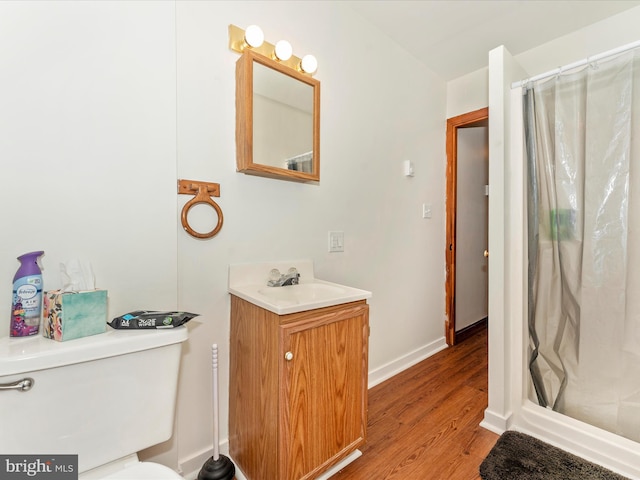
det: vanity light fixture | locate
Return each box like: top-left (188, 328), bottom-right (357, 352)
top-left (228, 24), bottom-right (318, 76)
top-left (274, 40), bottom-right (293, 61)
top-left (244, 24), bottom-right (264, 48)
top-left (300, 54), bottom-right (318, 74)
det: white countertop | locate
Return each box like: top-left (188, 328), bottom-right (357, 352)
top-left (228, 260), bottom-right (372, 315)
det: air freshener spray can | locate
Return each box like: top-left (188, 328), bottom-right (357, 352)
top-left (10, 251), bottom-right (44, 337)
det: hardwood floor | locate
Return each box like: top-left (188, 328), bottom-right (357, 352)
top-left (331, 326), bottom-right (498, 480)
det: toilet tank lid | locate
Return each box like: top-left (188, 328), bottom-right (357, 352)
top-left (0, 327), bottom-right (188, 377)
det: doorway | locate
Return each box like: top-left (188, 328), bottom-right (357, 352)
top-left (445, 107), bottom-right (489, 346)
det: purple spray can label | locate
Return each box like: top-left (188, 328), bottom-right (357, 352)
top-left (10, 251), bottom-right (44, 337)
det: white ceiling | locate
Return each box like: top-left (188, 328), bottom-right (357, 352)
top-left (343, 0), bottom-right (640, 80)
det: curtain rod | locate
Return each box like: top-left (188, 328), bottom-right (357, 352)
top-left (512, 39), bottom-right (640, 89)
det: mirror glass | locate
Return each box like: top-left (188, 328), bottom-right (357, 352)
top-left (236, 50), bottom-right (320, 183)
top-left (253, 63), bottom-right (313, 172)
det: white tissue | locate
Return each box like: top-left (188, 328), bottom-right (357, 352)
top-left (60, 259), bottom-right (96, 292)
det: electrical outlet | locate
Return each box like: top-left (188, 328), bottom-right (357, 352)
top-left (328, 231), bottom-right (344, 252)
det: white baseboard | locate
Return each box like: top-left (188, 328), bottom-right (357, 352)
top-left (179, 440), bottom-right (230, 480)
top-left (480, 408), bottom-right (510, 435)
top-left (180, 337), bottom-right (448, 479)
top-left (368, 336), bottom-right (448, 388)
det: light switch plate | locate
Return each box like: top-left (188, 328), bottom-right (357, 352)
top-left (422, 203), bottom-right (432, 219)
top-left (403, 160), bottom-right (415, 177)
top-left (328, 231), bottom-right (344, 252)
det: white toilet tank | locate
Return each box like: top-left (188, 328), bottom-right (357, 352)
top-left (0, 327), bottom-right (188, 475)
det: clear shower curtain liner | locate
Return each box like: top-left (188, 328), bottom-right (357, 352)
top-left (524, 47), bottom-right (640, 442)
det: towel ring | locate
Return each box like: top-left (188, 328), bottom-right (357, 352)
top-left (177, 179), bottom-right (224, 239)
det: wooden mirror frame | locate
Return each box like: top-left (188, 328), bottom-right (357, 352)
top-left (236, 49), bottom-right (320, 183)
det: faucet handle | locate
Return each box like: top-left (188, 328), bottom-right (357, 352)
top-left (287, 267), bottom-right (300, 285)
top-left (269, 268), bottom-right (281, 282)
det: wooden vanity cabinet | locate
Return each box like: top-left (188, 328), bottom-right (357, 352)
top-left (229, 295), bottom-right (369, 480)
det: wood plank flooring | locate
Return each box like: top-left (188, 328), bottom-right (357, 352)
top-left (331, 326), bottom-right (498, 480)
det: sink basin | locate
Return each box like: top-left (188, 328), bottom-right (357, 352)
top-left (257, 283), bottom-right (348, 302)
top-left (228, 260), bottom-right (372, 314)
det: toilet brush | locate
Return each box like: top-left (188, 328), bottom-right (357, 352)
top-left (197, 344), bottom-right (236, 480)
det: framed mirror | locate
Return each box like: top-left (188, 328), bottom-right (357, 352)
top-left (236, 49), bottom-right (320, 183)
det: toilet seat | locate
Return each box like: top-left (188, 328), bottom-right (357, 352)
top-left (100, 461), bottom-right (183, 479)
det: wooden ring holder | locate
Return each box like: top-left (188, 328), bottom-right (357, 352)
top-left (178, 179), bottom-right (224, 239)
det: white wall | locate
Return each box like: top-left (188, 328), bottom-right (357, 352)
top-left (515, 8), bottom-right (640, 79)
top-left (0, 1), bottom-right (449, 476)
top-left (455, 127), bottom-right (488, 332)
top-left (447, 68), bottom-right (488, 118)
top-left (172, 1), bottom-right (447, 473)
top-left (0, 3), bottom-right (177, 325)
top-left (447, 6), bottom-right (640, 117)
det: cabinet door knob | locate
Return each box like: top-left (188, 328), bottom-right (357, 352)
top-left (284, 351), bottom-right (294, 361)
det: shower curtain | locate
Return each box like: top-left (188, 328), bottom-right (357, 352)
top-left (525, 48), bottom-right (640, 442)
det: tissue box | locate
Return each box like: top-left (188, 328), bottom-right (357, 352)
top-left (43, 290), bottom-right (107, 341)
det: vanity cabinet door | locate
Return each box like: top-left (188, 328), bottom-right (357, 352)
top-left (278, 303), bottom-right (369, 480)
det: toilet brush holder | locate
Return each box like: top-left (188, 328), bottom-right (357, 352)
top-left (197, 344), bottom-right (235, 480)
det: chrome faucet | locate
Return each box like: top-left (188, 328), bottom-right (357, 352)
top-left (267, 267), bottom-right (300, 287)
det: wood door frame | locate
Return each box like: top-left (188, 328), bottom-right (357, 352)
top-left (445, 107), bottom-right (489, 346)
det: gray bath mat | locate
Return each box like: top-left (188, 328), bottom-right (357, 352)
top-left (479, 431), bottom-right (629, 480)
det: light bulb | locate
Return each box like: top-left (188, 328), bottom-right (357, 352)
top-left (274, 40), bottom-right (293, 61)
top-left (244, 25), bottom-right (264, 48)
top-left (300, 54), bottom-right (318, 74)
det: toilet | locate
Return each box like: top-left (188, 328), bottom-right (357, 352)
top-left (0, 326), bottom-right (188, 479)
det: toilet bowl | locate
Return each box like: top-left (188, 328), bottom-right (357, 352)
top-left (102, 463), bottom-right (182, 479)
top-left (104, 463), bottom-right (183, 479)
top-left (80, 454), bottom-right (183, 479)
top-left (0, 326), bottom-right (188, 479)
